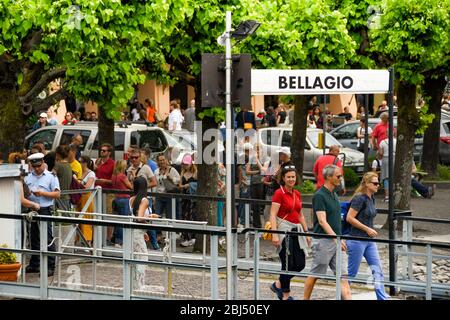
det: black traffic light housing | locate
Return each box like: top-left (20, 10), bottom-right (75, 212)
top-left (201, 53), bottom-right (251, 109)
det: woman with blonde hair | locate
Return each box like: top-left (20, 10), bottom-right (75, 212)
top-left (346, 171), bottom-right (389, 300)
top-left (179, 154), bottom-right (197, 247)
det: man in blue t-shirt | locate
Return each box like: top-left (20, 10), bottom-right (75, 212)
top-left (140, 147), bottom-right (158, 172)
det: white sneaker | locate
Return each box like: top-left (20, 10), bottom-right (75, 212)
top-left (237, 224), bottom-right (244, 229)
top-left (181, 239), bottom-right (196, 247)
top-left (219, 237), bottom-right (226, 245)
top-left (114, 244), bottom-right (122, 249)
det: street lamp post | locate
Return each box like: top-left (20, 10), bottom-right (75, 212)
top-left (218, 10), bottom-right (260, 300)
top-left (224, 10), bottom-right (234, 300)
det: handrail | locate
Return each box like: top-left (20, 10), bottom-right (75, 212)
top-left (56, 188), bottom-right (414, 215)
top-left (0, 212), bottom-right (227, 236)
top-left (396, 216), bottom-right (450, 225)
top-left (0, 212), bottom-right (447, 249)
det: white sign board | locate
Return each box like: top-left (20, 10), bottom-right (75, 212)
top-left (251, 69), bottom-right (390, 95)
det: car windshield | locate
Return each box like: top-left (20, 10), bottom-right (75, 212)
top-left (163, 132), bottom-right (195, 150)
top-left (307, 131), bottom-right (342, 148)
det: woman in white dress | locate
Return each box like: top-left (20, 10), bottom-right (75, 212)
top-left (129, 177), bottom-right (159, 290)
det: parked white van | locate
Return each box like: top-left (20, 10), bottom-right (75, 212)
top-left (24, 122), bottom-right (190, 163)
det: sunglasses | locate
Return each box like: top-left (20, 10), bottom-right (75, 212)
top-left (336, 175), bottom-right (343, 179)
top-left (283, 165), bottom-right (296, 170)
top-left (130, 156), bottom-right (140, 159)
top-left (100, 149), bottom-right (110, 152)
top-left (370, 181), bottom-right (380, 186)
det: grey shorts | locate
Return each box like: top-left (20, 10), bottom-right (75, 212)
top-left (310, 238), bottom-right (348, 276)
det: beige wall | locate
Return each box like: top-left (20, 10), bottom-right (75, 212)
top-left (137, 80), bottom-right (171, 120)
top-left (251, 95), bottom-right (265, 113)
top-left (329, 94), bottom-right (358, 116)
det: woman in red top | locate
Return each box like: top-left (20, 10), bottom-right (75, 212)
top-left (61, 112), bottom-right (77, 125)
top-left (111, 160), bottom-right (132, 247)
top-left (269, 165), bottom-right (311, 300)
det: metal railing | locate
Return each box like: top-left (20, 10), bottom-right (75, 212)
top-left (1, 187), bottom-right (449, 300)
top-left (0, 211), bottom-right (226, 300)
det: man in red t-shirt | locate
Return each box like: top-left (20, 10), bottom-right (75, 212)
top-left (94, 143), bottom-right (115, 244)
top-left (372, 112), bottom-right (389, 150)
top-left (313, 145), bottom-right (343, 190)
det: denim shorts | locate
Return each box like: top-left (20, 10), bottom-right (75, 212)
top-left (310, 238), bottom-right (348, 276)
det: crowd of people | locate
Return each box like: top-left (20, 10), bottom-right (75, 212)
top-left (8, 93), bottom-right (442, 296)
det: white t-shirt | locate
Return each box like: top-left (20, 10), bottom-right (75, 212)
top-left (372, 158), bottom-right (382, 171)
top-left (379, 138), bottom-right (396, 158)
top-left (168, 109), bottom-right (184, 131)
top-left (131, 108), bottom-right (140, 121)
top-left (81, 170), bottom-right (96, 187)
top-left (154, 166), bottom-right (181, 193)
top-left (357, 126), bottom-right (373, 147)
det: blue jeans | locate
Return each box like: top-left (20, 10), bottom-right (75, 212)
top-left (347, 240), bottom-right (390, 300)
top-left (155, 197), bottom-right (181, 220)
top-left (237, 188), bottom-right (250, 225)
top-left (113, 197), bottom-right (130, 245)
top-left (145, 197), bottom-right (159, 250)
top-left (411, 177), bottom-right (429, 198)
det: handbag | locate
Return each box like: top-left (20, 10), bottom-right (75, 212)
top-left (162, 167), bottom-right (180, 193)
top-left (243, 112), bottom-right (253, 130)
top-left (262, 190), bottom-right (295, 241)
top-left (69, 176), bottom-right (84, 205)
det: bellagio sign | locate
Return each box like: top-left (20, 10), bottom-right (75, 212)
top-left (251, 69), bottom-right (390, 95)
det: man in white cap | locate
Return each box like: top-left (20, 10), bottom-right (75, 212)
top-left (32, 112), bottom-right (52, 132)
top-left (24, 152), bottom-right (60, 276)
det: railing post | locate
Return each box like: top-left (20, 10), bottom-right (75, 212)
top-left (335, 236), bottom-right (342, 301)
top-left (253, 230), bottom-right (260, 300)
top-left (39, 220), bottom-right (48, 299)
top-left (426, 244), bottom-right (433, 300)
top-left (245, 203), bottom-right (250, 260)
top-left (94, 187), bottom-right (103, 257)
top-left (123, 225), bottom-right (132, 299)
top-left (210, 234), bottom-right (219, 299)
top-left (407, 220), bottom-right (413, 281)
top-left (171, 197), bottom-right (177, 253)
top-left (401, 219), bottom-right (408, 279)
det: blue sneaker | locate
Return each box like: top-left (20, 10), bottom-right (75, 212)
top-left (270, 282), bottom-right (283, 300)
top-left (285, 296), bottom-right (294, 300)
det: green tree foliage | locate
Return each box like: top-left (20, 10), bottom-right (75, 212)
top-left (369, 0), bottom-right (450, 209)
top-left (0, 0), bottom-right (187, 156)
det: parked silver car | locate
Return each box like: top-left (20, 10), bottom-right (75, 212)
top-left (330, 118), bottom-right (423, 162)
top-left (257, 126), bottom-right (365, 179)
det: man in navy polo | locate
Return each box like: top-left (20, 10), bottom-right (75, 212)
top-left (25, 153), bottom-right (60, 277)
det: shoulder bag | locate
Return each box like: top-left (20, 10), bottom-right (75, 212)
top-left (262, 191), bottom-right (296, 241)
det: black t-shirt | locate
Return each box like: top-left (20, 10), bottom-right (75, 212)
top-left (278, 111), bottom-right (287, 124)
top-left (263, 114), bottom-right (277, 127)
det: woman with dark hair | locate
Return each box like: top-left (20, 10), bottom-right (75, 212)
top-left (308, 106), bottom-right (323, 129)
top-left (129, 177), bottom-right (159, 290)
top-left (77, 155), bottom-right (96, 246)
top-left (269, 165), bottom-right (310, 300)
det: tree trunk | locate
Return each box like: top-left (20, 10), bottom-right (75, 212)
top-left (291, 95), bottom-right (309, 182)
top-left (421, 75), bottom-right (446, 178)
top-left (394, 82), bottom-right (419, 210)
top-left (98, 107), bottom-right (115, 159)
top-left (0, 87), bottom-right (26, 160)
top-left (193, 83), bottom-right (219, 252)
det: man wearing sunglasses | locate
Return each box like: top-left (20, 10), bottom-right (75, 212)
top-left (24, 153), bottom-right (60, 277)
top-left (304, 164), bottom-right (352, 300)
top-left (95, 143), bottom-right (115, 244)
top-left (126, 150), bottom-right (157, 188)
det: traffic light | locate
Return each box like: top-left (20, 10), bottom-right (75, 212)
top-left (201, 53), bottom-right (251, 109)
